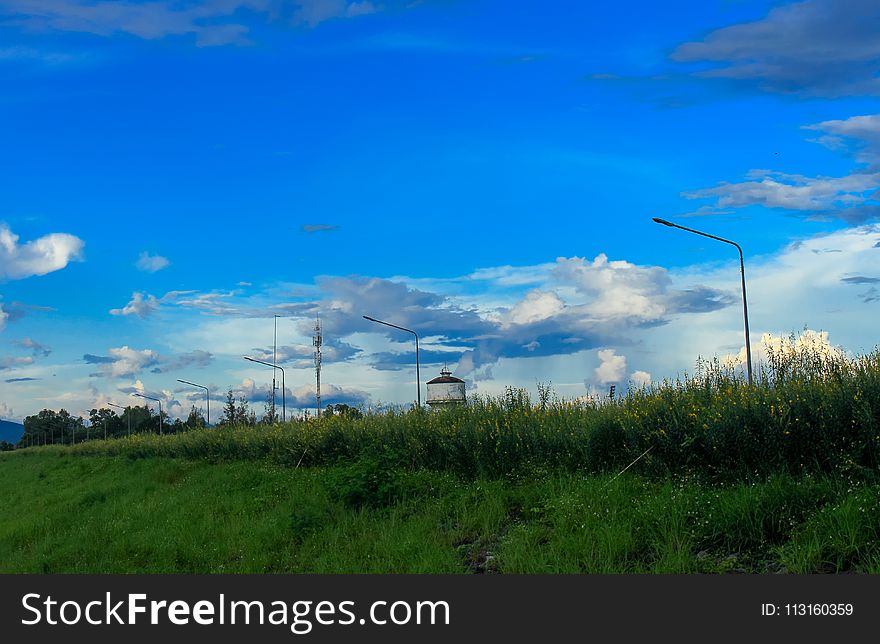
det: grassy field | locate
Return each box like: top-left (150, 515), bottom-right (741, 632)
top-left (1, 451), bottom-right (878, 574)
top-left (3, 339), bottom-right (879, 573)
top-left (49, 343), bottom-right (880, 486)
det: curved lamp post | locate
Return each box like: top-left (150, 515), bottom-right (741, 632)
top-left (133, 392), bottom-right (163, 435)
top-left (177, 379), bottom-right (210, 427)
top-left (652, 217), bottom-right (753, 385)
top-left (363, 315), bottom-right (421, 407)
top-left (243, 356), bottom-right (285, 422)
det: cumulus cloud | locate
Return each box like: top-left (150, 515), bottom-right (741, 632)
top-left (109, 292), bottom-right (160, 318)
top-left (505, 289), bottom-right (565, 326)
top-left (0, 223), bottom-right (84, 280)
top-left (554, 254), bottom-right (733, 321)
top-left (594, 349), bottom-right (626, 384)
top-left (136, 251), bottom-right (170, 273)
top-left (267, 260), bottom-right (729, 380)
top-left (630, 370), bottom-right (652, 388)
top-left (0, 401), bottom-right (13, 418)
top-left (85, 346), bottom-right (160, 378)
top-left (117, 379), bottom-right (146, 396)
top-left (116, 379), bottom-right (194, 419)
top-left (722, 329), bottom-right (846, 372)
top-left (671, 0), bottom-right (880, 97)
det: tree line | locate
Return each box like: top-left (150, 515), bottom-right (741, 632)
top-left (14, 388), bottom-right (365, 448)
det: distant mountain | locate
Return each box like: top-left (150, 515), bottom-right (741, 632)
top-left (0, 420), bottom-right (24, 444)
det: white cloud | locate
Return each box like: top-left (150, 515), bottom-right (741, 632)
top-left (136, 251), bottom-right (170, 273)
top-left (594, 349), bottom-right (626, 384)
top-left (505, 289), bottom-right (565, 326)
top-left (85, 346), bottom-right (160, 378)
top-left (681, 114), bottom-right (880, 224)
top-left (684, 170), bottom-right (880, 212)
top-left (0, 223), bottom-right (84, 280)
top-left (109, 292), bottom-right (160, 318)
top-left (107, 347), bottom-right (160, 378)
top-left (722, 329), bottom-right (846, 372)
top-left (804, 114), bottom-right (880, 166)
top-left (0, 401), bottom-right (13, 419)
top-left (174, 291), bottom-right (239, 316)
top-left (555, 254), bottom-right (670, 321)
top-left (630, 370), bottom-right (652, 388)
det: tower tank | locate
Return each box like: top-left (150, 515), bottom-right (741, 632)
top-left (426, 368), bottom-right (466, 409)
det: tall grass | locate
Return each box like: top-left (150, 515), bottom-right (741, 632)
top-left (40, 340), bottom-right (880, 485)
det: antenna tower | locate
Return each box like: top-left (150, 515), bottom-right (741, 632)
top-left (313, 318), bottom-right (322, 418)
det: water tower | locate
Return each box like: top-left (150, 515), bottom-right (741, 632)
top-left (426, 368), bottom-right (466, 409)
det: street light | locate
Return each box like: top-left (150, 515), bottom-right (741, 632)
top-left (177, 379), bottom-right (210, 427)
top-left (652, 217), bottom-right (753, 385)
top-left (107, 403), bottom-right (130, 436)
top-left (243, 356), bottom-right (285, 422)
top-left (133, 393), bottom-right (163, 435)
top-left (273, 314), bottom-right (281, 417)
top-left (363, 315), bottom-right (421, 407)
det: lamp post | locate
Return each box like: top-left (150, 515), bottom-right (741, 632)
top-left (652, 217), bottom-right (753, 385)
top-left (107, 403), bottom-right (129, 436)
top-left (273, 314), bottom-right (281, 419)
top-left (243, 356), bottom-right (285, 422)
top-left (363, 315), bottom-right (421, 407)
top-left (133, 393), bottom-right (163, 435)
top-left (177, 379), bottom-right (210, 427)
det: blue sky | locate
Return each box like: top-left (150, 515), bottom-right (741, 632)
top-left (2, 0), bottom-right (880, 422)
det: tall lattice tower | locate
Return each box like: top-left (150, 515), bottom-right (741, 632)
top-left (313, 318), bottom-right (322, 418)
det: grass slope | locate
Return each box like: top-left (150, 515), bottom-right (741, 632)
top-left (1, 451), bottom-right (878, 574)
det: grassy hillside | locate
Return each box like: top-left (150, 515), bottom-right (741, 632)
top-left (0, 451), bottom-right (878, 573)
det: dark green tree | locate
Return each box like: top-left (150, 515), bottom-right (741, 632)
top-left (219, 389), bottom-right (237, 426)
top-left (185, 405), bottom-right (206, 429)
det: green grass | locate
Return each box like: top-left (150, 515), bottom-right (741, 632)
top-left (1, 451), bottom-right (878, 573)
